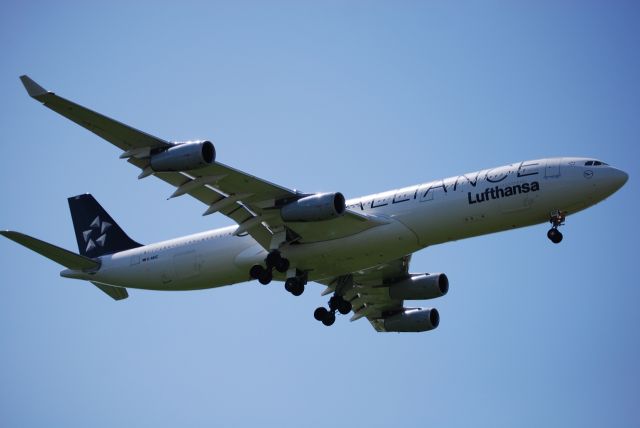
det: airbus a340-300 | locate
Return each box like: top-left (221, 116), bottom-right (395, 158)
top-left (2, 76), bottom-right (628, 332)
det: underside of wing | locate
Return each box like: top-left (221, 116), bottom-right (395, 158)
top-left (320, 256), bottom-right (448, 332)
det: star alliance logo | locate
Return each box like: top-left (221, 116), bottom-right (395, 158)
top-left (83, 216), bottom-right (111, 253)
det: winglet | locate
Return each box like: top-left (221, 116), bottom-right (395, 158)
top-left (19, 75), bottom-right (50, 99)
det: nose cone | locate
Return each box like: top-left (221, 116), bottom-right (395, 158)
top-left (603, 167), bottom-right (629, 195)
top-left (611, 167), bottom-right (629, 188)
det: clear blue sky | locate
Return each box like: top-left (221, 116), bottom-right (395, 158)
top-left (1, 2), bottom-right (638, 427)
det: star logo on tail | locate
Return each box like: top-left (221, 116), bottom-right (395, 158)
top-left (82, 216), bottom-right (112, 253)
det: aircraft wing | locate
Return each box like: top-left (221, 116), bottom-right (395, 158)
top-left (320, 255), bottom-right (411, 332)
top-left (20, 76), bottom-right (383, 249)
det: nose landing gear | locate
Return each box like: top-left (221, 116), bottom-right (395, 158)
top-left (547, 210), bottom-right (567, 244)
top-left (314, 295), bottom-right (352, 326)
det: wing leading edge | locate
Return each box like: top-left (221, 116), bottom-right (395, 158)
top-left (20, 75), bottom-right (383, 248)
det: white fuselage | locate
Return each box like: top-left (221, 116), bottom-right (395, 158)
top-left (63, 157), bottom-right (627, 291)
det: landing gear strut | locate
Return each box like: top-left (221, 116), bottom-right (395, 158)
top-left (249, 250), bottom-right (290, 285)
top-left (266, 250), bottom-right (290, 273)
top-left (547, 210), bottom-right (566, 244)
top-left (314, 295), bottom-right (352, 327)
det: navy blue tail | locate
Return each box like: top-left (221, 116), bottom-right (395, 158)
top-left (68, 194), bottom-right (142, 257)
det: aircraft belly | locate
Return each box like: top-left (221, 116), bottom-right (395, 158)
top-left (92, 235), bottom-right (255, 291)
top-left (284, 219), bottom-right (420, 280)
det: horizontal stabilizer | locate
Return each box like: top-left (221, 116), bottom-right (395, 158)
top-left (0, 230), bottom-right (99, 271)
top-left (91, 282), bottom-right (129, 300)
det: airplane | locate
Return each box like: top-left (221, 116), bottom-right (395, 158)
top-left (1, 76), bottom-right (629, 333)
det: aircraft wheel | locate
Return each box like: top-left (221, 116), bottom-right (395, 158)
top-left (314, 307), bottom-right (328, 321)
top-left (258, 269), bottom-right (273, 285)
top-left (274, 257), bottom-right (290, 273)
top-left (322, 311), bottom-right (336, 326)
top-left (265, 251), bottom-right (280, 268)
top-left (547, 228), bottom-right (563, 244)
top-left (328, 295), bottom-right (339, 311)
top-left (291, 283), bottom-right (304, 296)
top-left (250, 264), bottom-right (264, 279)
top-left (337, 299), bottom-right (352, 315)
top-left (285, 277), bottom-right (304, 295)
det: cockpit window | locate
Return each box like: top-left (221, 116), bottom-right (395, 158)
top-left (584, 160), bottom-right (608, 166)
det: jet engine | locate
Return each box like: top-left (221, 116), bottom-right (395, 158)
top-left (280, 192), bottom-right (346, 222)
top-left (150, 140), bottom-right (215, 172)
top-left (388, 273), bottom-right (449, 300)
top-left (383, 308), bottom-right (439, 332)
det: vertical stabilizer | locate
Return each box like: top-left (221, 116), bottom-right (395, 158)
top-left (68, 194), bottom-right (142, 257)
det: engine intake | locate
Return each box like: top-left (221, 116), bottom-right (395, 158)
top-left (150, 140), bottom-right (215, 172)
top-left (280, 192), bottom-right (346, 222)
top-left (388, 273), bottom-right (449, 300)
top-left (383, 308), bottom-right (439, 332)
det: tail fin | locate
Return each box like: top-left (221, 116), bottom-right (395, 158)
top-left (68, 194), bottom-right (142, 257)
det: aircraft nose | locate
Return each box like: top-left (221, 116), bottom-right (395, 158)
top-left (605, 167), bottom-right (629, 193)
top-left (612, 167), bottom-right (628, 186)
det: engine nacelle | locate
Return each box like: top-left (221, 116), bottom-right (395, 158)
top-left (150, 140), bottom-right (215, 172)
top-left (388, 273), bottom-right (449, 300)
top-left (280, 192), bottom-right (346, 222)
top-left (383, 308), bottom-right (439, 332)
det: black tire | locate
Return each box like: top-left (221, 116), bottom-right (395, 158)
top-left (328, 295), bottom-right (339, 311)
top-left (291, 283), bottom-right (304, 297)
top-left (547, 228), bottom-right (563, 244)
top-left (553, 231), bottom-right (563, 244)
top-left (275, 257), bottom-right (290, 273)
top-left (322, 311), bottom-right (336, 326)
top-left (265, 251), bottom-right (281, 269)
top-left (258, 270), bottom-right (272, 285)
top-left (314, 307), bottom-right (328, 321)
top-left (285, 277), bottom-right (299, 293)
top-left (337, 299), bottom-right (352, 315)
top-left (249, 264), bottom-right (264, 279)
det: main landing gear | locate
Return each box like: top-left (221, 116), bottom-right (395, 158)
top-left (249, 250), bottom-right (307, 295)
top-left (314, 295), bottom-right (352, 327)
top-left (547, 210), bottom-right (567, 244)
top-left (284, 276), bottom-right (305, 296)
top-left (249, 250), bottom-right (289, 284)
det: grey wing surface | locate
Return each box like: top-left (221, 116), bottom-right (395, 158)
top-left (20, 75), bottom-right (383, 249)
top-left (320, 256), bottom-right (411, 332)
